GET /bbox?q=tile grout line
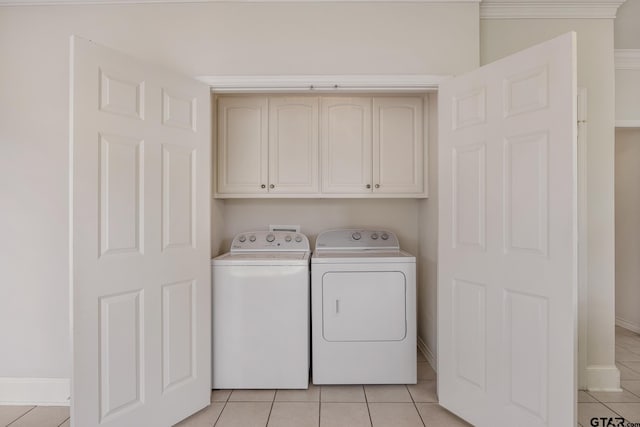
[616,343,640,356]
[6,406,37,427]
[211,389,235,427]
[584,331,640,426]
[585,387,634,424]
[616,342,640,358]
[408,384,428,427]
[318,385,321,427]
[622,386,640,399]
[211,396,228,427]
[598,401,632,424]
[263,391,276,427]
[57,416,70,427]
[363,385,374,427]
[610,376,640,400]
[619,361,640,376]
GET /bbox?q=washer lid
[312,249,415,264]
[211,251,310,266]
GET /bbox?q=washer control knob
[371,233,378,240]
[238,235,246,243]
[249,235,256,242]
[381,233,389,240]
[352,232,362,241]
[285,235,292,242]
[295,235,302,243]
[266,233,275,243]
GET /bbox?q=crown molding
[0,0,480,5]
[480,0,626,19]
[198,74,450,92]
[615,49,640,71]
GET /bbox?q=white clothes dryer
[211,230,310,389]
[311,229,416,385]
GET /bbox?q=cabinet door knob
[366,184,371,189]
[375,184,380,189]
[270,184,275,189]
[261,184,266,189]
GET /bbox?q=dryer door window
[322,271,406,342]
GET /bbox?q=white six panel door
[438,33,577,427]
[71,36,211,427]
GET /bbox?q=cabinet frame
[214,94,429,199]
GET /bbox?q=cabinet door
[373,97,424,194]
[217,97,268,194]
[320,97,372,194]
[268,97,319,194]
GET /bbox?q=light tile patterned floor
[4,327,640,426]
[177,363,466,427]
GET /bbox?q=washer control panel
[315,229,399,251]
[231,231,309,252]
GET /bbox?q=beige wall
[615,0,640,48]
[481,19,617,390]
[615,130,640,331]
[614,0,640,123]
[616,69,640,122]
[614,1,640,334]
[0,3,478,385]
[219,199,420,255]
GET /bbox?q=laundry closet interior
[208,89,438,377]
[210,92,435,260]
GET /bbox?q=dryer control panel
[315,229,399,252]
[230,230,310,252]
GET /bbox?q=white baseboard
[417,336,436,373]
[586,366,622,392]
[0,378,70,406]
[616,317,640,334]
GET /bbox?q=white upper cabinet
[217,96,268,194]
[216,95,427,198]
[269,97,319,194]
[320,97,373,194]
[321,96,425,196]
[373,97,424,194]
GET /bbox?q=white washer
[311,229,416,384]
[211,230,310,389]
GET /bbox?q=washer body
[211,231,310,389]
[311,229,416,384]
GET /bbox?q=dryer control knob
[266,233,275,243]
[371,233,379,240]
[238,235,246,243]
[352,232,362,241]
[381,233,389,240]
[249,235,256,242]
[285,235,292,242]
[295,235,302,243]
